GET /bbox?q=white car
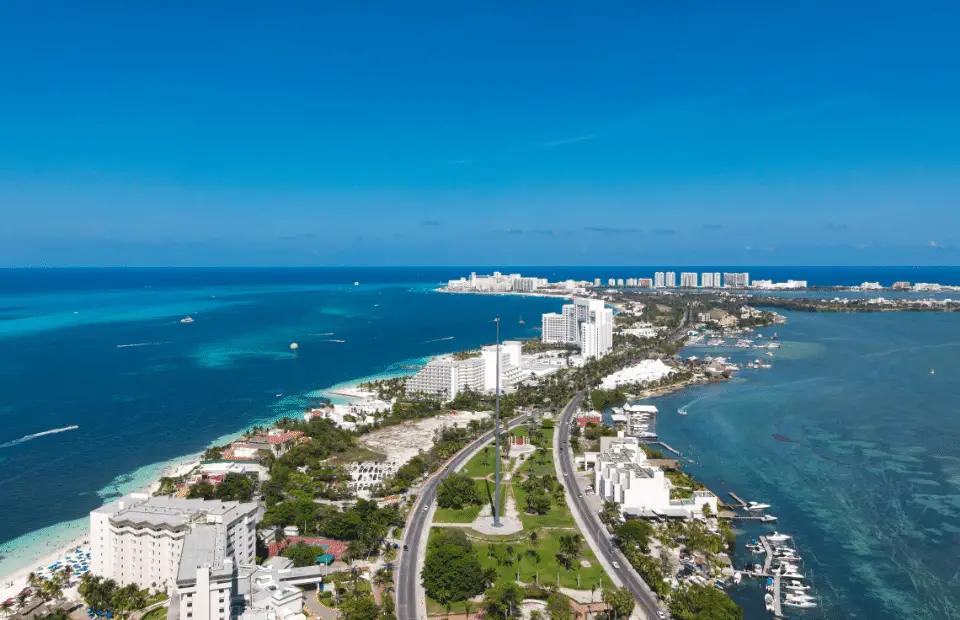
[612,561,621,570]
[657,612,666,619]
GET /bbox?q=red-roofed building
[248,429,304,455]
[575,412,602,428]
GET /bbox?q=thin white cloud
[536,133,599,149]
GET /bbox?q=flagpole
[493,315,502,528]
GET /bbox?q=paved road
[395,414,529,620]
[556,392,666,620]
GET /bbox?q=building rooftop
[177,524,233,583]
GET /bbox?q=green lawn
[475,529,606,591]
[516,452,557,478]
[141,607,167,620]
[460,447,500,479]
[511,484,575,529]
[434,479,506,523]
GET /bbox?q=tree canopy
[283,542,322,568]
[339,594,380,620]
[436,472,481,510]
[669,584,743,620]
[602,586,635,620]
[422,540,489,605]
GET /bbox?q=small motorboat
[180,316,194,323]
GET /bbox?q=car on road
[612,561,620,569]
[578,493,583,498]
[563,472,568,477]
[403,544,408,551]
[657,612,666,619]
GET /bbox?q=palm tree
[529,531,539,547]
[526,550,541,586]
[1,599,14,618]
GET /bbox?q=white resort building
[405,356,484,398]
[589,435,717,519]
[540,298,613,359]
[90,494,260,593]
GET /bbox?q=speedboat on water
[745,501,771,512]
[760,514,778,522]
[180,316,194,323]
[678,408,687,415]
[784,581,810,591]
[768,531,790,542]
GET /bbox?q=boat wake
[0,425,79,449]
[325,339,346,343]
[116,342,167,348]
[309,333,334,336]
[422,336,455,343]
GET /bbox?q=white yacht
[784,581,810,592]
[180,316,194,323]
[768,531,791,542]
[678,408,688,415]
[745,501,771,512]
[760,514,778,523]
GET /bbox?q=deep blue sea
[2,267,959,619]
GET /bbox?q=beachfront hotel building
[654,272,665,288]
[590,435,718,519]
[445,271,547,293]
[723,272,750,288]
[480,340,523,392]
[665,272,677,288]
[406,356,484,399]
[541,298,613,359]
[89,494,260,594]
[680,272,698,288]
[701,272,719,288]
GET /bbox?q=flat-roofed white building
[594,435,717,519]
[406,357,484,399]
[90,494,259,594]
[665,272,677,288]
[541,312,569,344]
[680,272,698,288]
[654,272,665,288]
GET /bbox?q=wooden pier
[728,492,747,508]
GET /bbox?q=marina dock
[772,573,782,617]
[728,491,747,508]
[760,536,774,575]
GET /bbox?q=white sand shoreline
[0,361,431,598]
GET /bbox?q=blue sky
[1,2,959,266]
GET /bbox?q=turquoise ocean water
[1,268,959,618]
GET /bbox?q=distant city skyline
[1,3,959,267]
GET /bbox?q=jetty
[653,441,682,456]
[760,536,774,575]
[772,572,783,617]
[728,491,747,508]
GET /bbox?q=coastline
[0,356,433,595]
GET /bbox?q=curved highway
[396,414,529,620]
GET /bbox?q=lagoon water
[653,311,960,619]
[2,268,959,618]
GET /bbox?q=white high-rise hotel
[541,298,613,359]
[680,272,698,288]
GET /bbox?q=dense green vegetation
[436,472,482,509]
[422,529,494,606]
[264,499,401,560]
[187,472,257,501]
[670,583,743,620]
[78,575,154,615]
[588,388,627,411]
[283,542,325,567]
